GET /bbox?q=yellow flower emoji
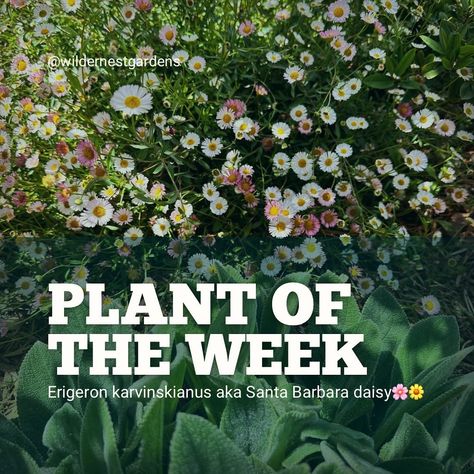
[409,384,424,400]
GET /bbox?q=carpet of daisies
[0,0,473,300]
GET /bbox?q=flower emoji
[409,384,424,400]
[392,384,408,400]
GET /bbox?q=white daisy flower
[202,183,219,202]
[269,216,293,238]
[80,198,114,227]
[412,108,435,129]
[291,152,313,175]
[320,106,337,125]
[421,295,440,315]
[434,119,456,137]
[393,174,410,190]
[210,197,228,215]
[201,137,223,157]
[284,66,305,84]
[124,227,143,247]
[188,253,210,275]
[181,132,201,149]
[272,122,291,140]
[188,56,206,73]
[335,143,353,157]
[110,85,153,116]
[290,105,307,122]
[61,0,81,12]
[152,218,170,237]
[405,150,428,171]
[318,151,340,172]
[260,256,282,276]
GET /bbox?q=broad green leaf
[395,316,459,383]
[169,413,254,474]
[362,287,408,351]
[337,442,389,473]
[137,385,166,474]
[0,438,41,474]
[396,49,416,76]
[436,386,474,466]
[220,396,279,459]
[262,410,317,469]
[282,443,320,467]
[17,342,65,450]
[0,414,42,464]
[80,399,123,474]
[379,457,444,474]
[55,455,81,474]
[420,36,444,54]
[375,347,473,447]
[321,320,380,425]
[379,413,438,461]
[364,74,394,89]
[313,461,353,474]
[43,403,82,465]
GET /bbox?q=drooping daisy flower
[463,102,474,119]
[110,85,153,115]
[80,198,113,227]
[159,24,178,45]
[369,48,386,60]
[188,56,206,73]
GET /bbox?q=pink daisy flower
[238,20,256,37]
[76,140,98,168]
[135,0,152,11]
[224,99,247,118]
[321,209,339,228]
[159,24,177,46]
[303,215,321,236]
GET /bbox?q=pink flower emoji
[392,384,408,400]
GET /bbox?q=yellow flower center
[124,96,141,109]
[333,6,344,17]
[93,205,106,218]
[165,30,174,40]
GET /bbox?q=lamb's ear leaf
[379,457,444,474]
[17,342,65,450]
[169,413,255,474]
[395,316,459,383]
[379,413,438,461]
[43,403,82,465]
[436,386,474,466]
[0,438,41,474]
[220,395,279,458]
[80,398,123,474]
[0,414,43,464]
[362,287,409,352]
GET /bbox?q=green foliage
[2,272,473,473]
